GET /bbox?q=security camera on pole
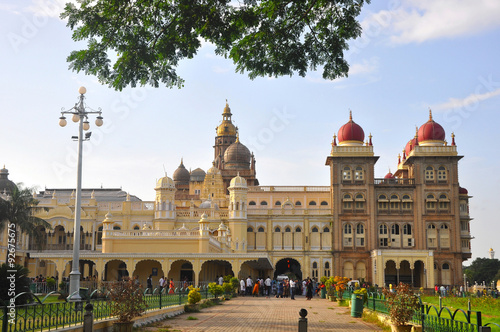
[58,86,103,301]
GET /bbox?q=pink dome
[418,111,445,143]
[338,111,364,144]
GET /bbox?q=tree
[0,185,51,262]
[61,0,369,91]
[463,258,500,285]
[0,263,31,305]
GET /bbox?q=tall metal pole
[59,87,103,301]
[68,94,84,301]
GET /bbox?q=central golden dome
[216,102,237,136]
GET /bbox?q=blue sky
[1,0,499,263]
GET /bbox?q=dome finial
[349,109,352,121]
[398,153,401,164]
[429,108,433,121]
[451,132,456,146]
[180,157,184,166]
[236,131,240,143]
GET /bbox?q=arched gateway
[274,258,302,280]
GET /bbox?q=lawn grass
[420,295,500,331]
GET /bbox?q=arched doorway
[384,260,397,287]
[399,260,412,284]
[168,260,194,284]
[413,260,425,288]
[274,258,302,280]
[104,260,128,281]
[199,260,233,283]
[133,260,164,288]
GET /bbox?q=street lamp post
[59,86,103,301]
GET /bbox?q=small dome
[207,163,221,175]
[384,172,395,179]
[0,166,17,195]
[218,221,227,231]
[156,175,175,189]
[459,187,468,195]
[190,168,206,182]
[199,198,219,209]
[405,137,418,156]
[229,173,248,188]
[417,110,445,145]
[223,137,251,169]
[173,159,190,185]
[217,102,237,136]
[337,111,365,145]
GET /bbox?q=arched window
[258,227,265,232]
[442,263,450,270]
[355,193,365,210]
[260,201,268,206]
[391,224,400,235]
[343,223,352,246]
[312,262,318,268]
[355,166,364,180]
[295,201,302,206]
[320,201,328,206]
[275,201,281,206]
[295,227,302,232]
[113,225,121,230]
[312,262,318,278]
[402,194,412,210]
[379,224,388,234]
[356,223,365,247]
[343,166,352,181]
[274,227,281,232]
[311,227,319,233]
[247,227,254,232]
[403,224,412,235]
[378,194,388,210]
[133,225,140,230]
[285,227,291,232]
[343,194,352,210]
[323,227,330,233]
[309,201,317,206]
[249,201,256,206]
[425,166,435,181]
[426,194,436,210]
[427,224,437,247]
[437,166,447,181]
[324,261,331,277]
[439,194,449,210]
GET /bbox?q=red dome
[338,112,364,144]
[459,187,468,195]
[405,137,417,156]
[384,172,394,179]
[418,111,445,143]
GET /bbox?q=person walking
[306,278,313,300]
[252,278,260,297]
[159,276,165,292]
[290,279,296,300]
[246,276,253,295]
[264,276,272,298]
[240,278,246,296]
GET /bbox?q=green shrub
[187,285,201,305]
[208,282,224,298]
[230,277,239,292]
[0,264,31,305]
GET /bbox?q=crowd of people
[239,276,319,300]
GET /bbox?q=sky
[1,0,499,263]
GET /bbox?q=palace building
[0,103,473,288]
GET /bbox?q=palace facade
[0,103,473,288]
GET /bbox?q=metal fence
[365,293,500,332]
[1,286,216,332]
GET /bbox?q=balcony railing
[374,178,415,186]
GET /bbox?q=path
[142,295,382,332]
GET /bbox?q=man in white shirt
[159,276,165,291]
[240,279,246,296]
[290,279,296,300]
[219,275,224,285]
[246,276,253,295]
[264,276,272,298]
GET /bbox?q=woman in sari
[168,279,175,294]
[252,278,260,297]
[306,279,313,300]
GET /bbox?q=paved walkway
[143,295,382,332]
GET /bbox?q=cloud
[26,0,68,19]
[361,0,500,44]
[433,87,500,110]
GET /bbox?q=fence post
[477,311,482,329]
[478,327,491,332]
[159,290,162,309]
[298,308,308,332]
[83,302,94,332]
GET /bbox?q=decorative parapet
[248,186,329,192]
[330,145,374,156]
